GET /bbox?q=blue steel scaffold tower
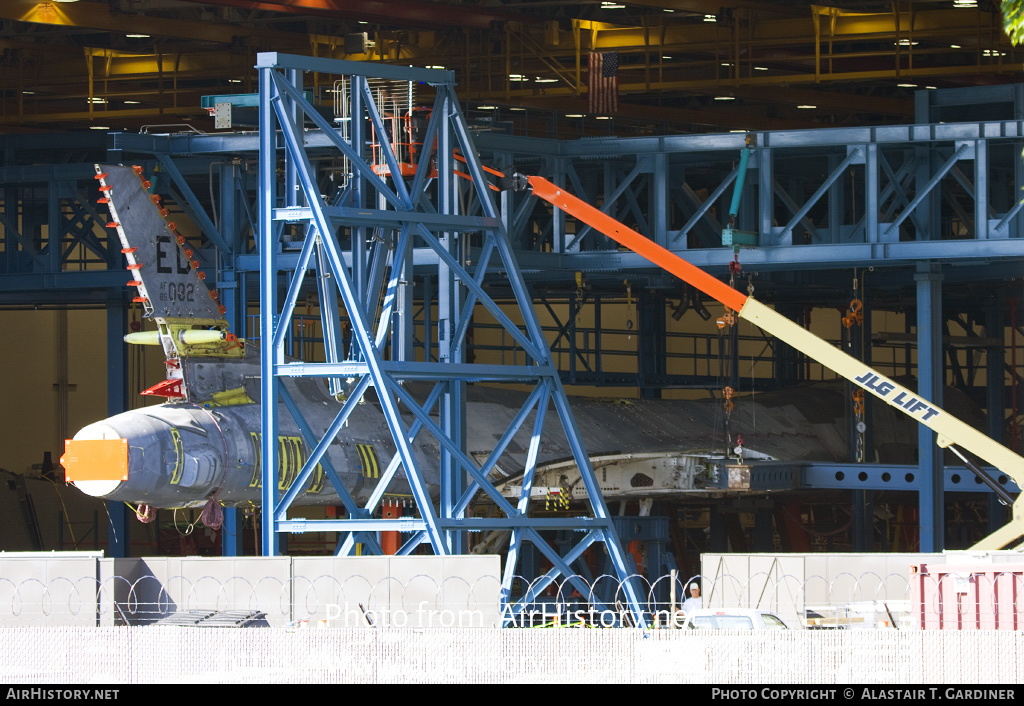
[256,53,646,624]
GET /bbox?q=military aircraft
[61,164,920,531]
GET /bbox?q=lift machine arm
[516,173,1024,551]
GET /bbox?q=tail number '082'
[166,282,195,302]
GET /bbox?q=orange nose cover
[61,438,129,482]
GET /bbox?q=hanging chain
[853,388,866,463]
[624,279,634,337]
[718,252,744,330]
[842,272,863,330]
[841,270,867,462]
[722,385,735,447]
[575,271,585,325]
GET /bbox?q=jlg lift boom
[509,173,1024,551]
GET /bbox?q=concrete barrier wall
[0,553,501,628]
[700,550,1024,629]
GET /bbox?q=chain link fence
[1,625,1021,683]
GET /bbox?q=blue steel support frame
[256,53,646,625]
[105,294,130,557]
[259,65,280,557]
[985,305,1010,537]
[219,162,244,557]
[476,122,1024,274]
[916,263,945,552]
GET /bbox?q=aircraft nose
[62,423,128,498]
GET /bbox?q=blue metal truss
[255,53,646,624]
[474,121,1024,272]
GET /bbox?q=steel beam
[916,264,945,552]
[105,295,130,558]
[799,462,1021,495]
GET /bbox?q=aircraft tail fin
[96,164,242,399]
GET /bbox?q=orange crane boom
[517,173,1024,551]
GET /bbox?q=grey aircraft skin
[69,342,931,512]
[70,348,426,509]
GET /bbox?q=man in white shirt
[681,582,702,615]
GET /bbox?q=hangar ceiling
[0,0,1018,135]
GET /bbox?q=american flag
[588,51,618,114]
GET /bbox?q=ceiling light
[535,78,558,83]
[476,105,497,110]
[426,65,445,70]
[22,91,34,95]
[953,0,977,7]
[228,79,241,83]
[895,40,918,46]
[510,107,526,111]
[596,116,612,120]
[89,126,110,130]
[950,44,961,49]
[754,66,768,71]
[714,95,735,101]
[897,83,917,88]
[124,100,140,104]
[565,114,583,118]
[797,105,816,109]
[126,34,149,39]
[601,2,626,8]
[704,14,716,22]
[662,56,672,60]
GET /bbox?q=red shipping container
[911,562,1024,630]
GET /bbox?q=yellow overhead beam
[462,61,1021,102]
[5,0,305,45]
[0,105,201,126]
[81,49,253,78]
[578,9,1003,50]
